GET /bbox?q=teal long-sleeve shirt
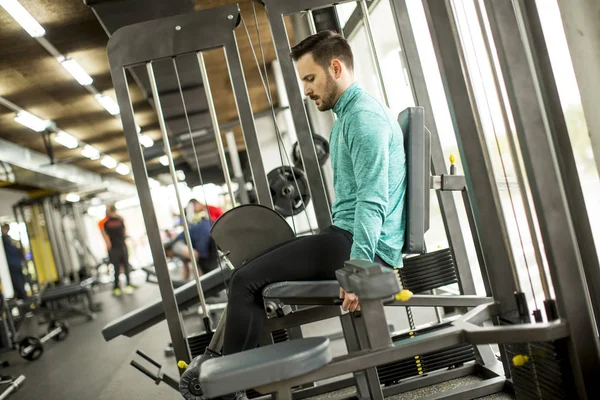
[330,83,407,267]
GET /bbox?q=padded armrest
[102,268,232,341]
[263,281,339,305]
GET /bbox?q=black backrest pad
[398,107,431,254]
[210,204,295,268]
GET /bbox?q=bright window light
[54,130,79,149]
[58,57,93,86]
[139,134,154,148]
[148,178,160,188]
[116,163,130,176]
[136,125,142,134]
[0,0,45,38]
[95,94,120,115]
[177,170,185,181]
[14,110,51,132]
[65,193,80,203]
[159,155,169,166]
[101,155,118,169]
[81,145,100,160]
[115,197,139,210]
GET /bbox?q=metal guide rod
[359,0,390,108]
[306,9,317,34]
[197,52,237,207]
[472,0,550,300]
[146,61,209,318]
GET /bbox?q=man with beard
[211,31,407,400]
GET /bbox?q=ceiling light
[65,193,80,203]
[177,170,185,181]
[54,130,79,149]
[95,94,120,115]
[101,155,117,169]
[58,57,93,86]
[159,155,169,166]
[14,110,51,132]
[139,134,154,148]
[116,163,130,176]
[0,0,45,38]
[81,145,100,160]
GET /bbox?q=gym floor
[2,277,514,400]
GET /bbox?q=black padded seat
[41,283,90,302]
[200,337,332,398]
[263,281,339,305]
[102,268,232,341]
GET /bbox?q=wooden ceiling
[0,0,294,186]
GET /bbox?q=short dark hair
[1,223,9,231]
[106,205,117,213]
[290,30,354,71]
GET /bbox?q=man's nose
[304,85,312,97]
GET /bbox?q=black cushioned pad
[200,337,332,398]
[263,281,339,305]
[102,268,232,341]
[41,284,90,302]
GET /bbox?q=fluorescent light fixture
[116,163,130,176]
[14,110,50,132]
[95,94,120,115]
[136,125,141,134]
[58,57,93,86]
[138,134,154,148]
[159,155,169,166]
[81,145,100,160]
[177,170,185,181]
[54,130,78,149]
[0,0,45,38]
[101,155,117,169]
[65,193,80,203]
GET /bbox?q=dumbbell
[19,320,69,361]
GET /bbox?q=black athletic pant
[109,244,131,289]
[222,225,388,356]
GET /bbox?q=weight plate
[267,166,311,217]
[292,134,330,168]
[19,336,43,361]
[49,320,69,342]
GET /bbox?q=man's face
[1,226,8,235]
[297,53,339,111]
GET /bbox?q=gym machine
[96,0,600,399]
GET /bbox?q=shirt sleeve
[345,110,391,261]
[191,221,212,259]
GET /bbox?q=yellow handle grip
[178,361,189,369]
[395,289,413,302]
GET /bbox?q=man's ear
[331,59,343,79]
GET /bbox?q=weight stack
[186,332,214,359]
[506,340,576,400]
[377,323,476,386]
[401,248,457,293]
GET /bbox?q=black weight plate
[403,248,453,266]
[292,134,330,168]
[402,255,455,271]
[267,166,311,217]
[49,320,69,341]
[19,336,43,361]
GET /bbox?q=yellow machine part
[25,204,58,284]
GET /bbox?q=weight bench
[40,282,101,321]
[102,267,232,341]
[142,266,187,289]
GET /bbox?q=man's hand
[339,287,360,312]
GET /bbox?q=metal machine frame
[104,0,600,398]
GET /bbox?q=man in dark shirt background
[164,219,216,280]
[103,206,135,296]
[1,223,27,300]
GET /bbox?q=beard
[313,73,339,111]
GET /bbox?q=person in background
[1,224,28,300]
[103,206,136,295]
[164,219,215,280]
[188,199,224,223]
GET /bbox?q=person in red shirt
[188,199,224,223]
